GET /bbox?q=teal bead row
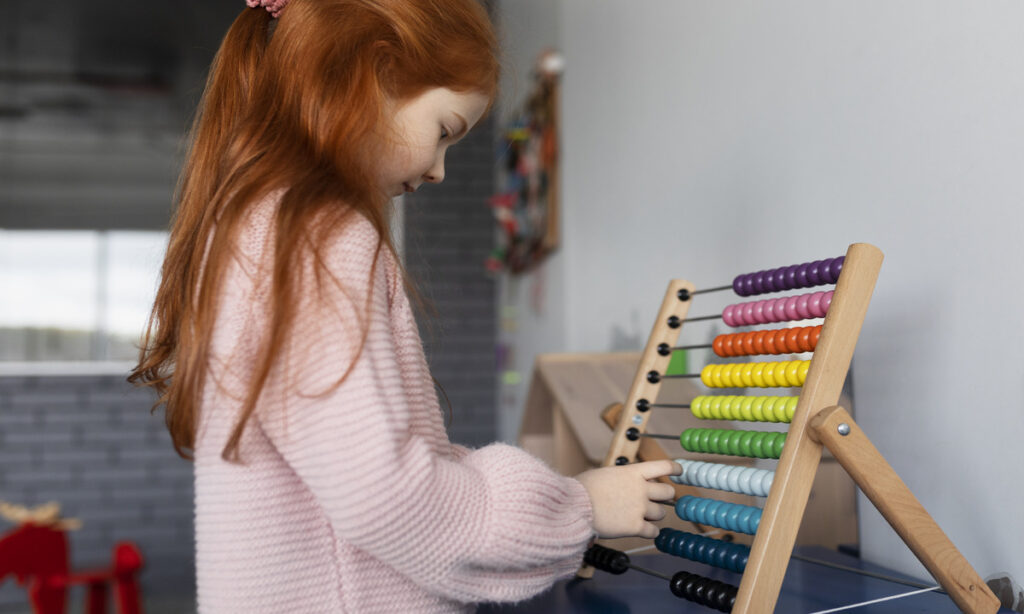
[655,527,751,573]
[679,428,786,459]
[674,495,762,535]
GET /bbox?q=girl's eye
[440,127,450,141]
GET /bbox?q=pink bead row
[722,291,833,327]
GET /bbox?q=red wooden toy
[0,502,144,614]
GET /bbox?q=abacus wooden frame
[591,243,999,614]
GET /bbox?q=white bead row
[671,459,775,497]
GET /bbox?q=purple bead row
[722,291,833,327]
[732,256,844,297]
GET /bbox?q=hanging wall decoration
[487,50,564,275]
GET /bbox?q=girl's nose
[424,153,446,184]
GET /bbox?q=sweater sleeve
[250,215,594,604]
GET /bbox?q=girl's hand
[575,460,682,539]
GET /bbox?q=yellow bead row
[690,395,799,423]
[699,360,810,388]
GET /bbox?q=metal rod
[691,284,734,296]
[660,373,702,379]
[639,433,680,441]
[627,561,673,582]
[806,587,941,614]
[682,314,722,323]
[672,343,713,351]
[651,403,691,409]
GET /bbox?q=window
[0,230,167,362]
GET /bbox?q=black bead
[667,315,681,329]
[670,571,738,613]
[647,370,661,384]
[583,544,630,575]
[669,572,688,599]
[691,579,707,604]
[625,427,639,441]
[717,586,735,611]
[677,288,691,301]
[684,576,701,600]
[709,581,739,612]
[615,456,629,466]
[657,342,671,356]
[636,398,650,412]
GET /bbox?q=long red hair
[129,0,499,462]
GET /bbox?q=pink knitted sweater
[194,195,594,613]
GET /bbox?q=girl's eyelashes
[440,126,450,141]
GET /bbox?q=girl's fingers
[639,521,660,539]
[637,460,682,480]
[647,482,676,502]
[644,501,666,522]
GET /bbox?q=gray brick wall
[403,111,499,448]
[0,373,194,611]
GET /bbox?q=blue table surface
[478,546,1012,613]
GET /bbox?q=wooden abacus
[581,243,1000,614]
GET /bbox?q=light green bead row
[690,395,798,423]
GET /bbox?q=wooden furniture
[582,244,999,614]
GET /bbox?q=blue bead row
[656,527,751,573]
[674,495,762,535]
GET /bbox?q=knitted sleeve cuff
[466,443,595,570]
[432,443,595,603]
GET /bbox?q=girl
[130,0,680,612]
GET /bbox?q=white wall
[501,0,1024,585]
[494,0,568,442]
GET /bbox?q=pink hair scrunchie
[246,0,289,18]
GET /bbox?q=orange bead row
[712,325,822,358]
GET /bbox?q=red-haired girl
[130,1,679,611]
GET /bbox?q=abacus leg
[809,405,1000,614]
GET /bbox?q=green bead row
[690,395,799,423]
[679,428,786,459]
